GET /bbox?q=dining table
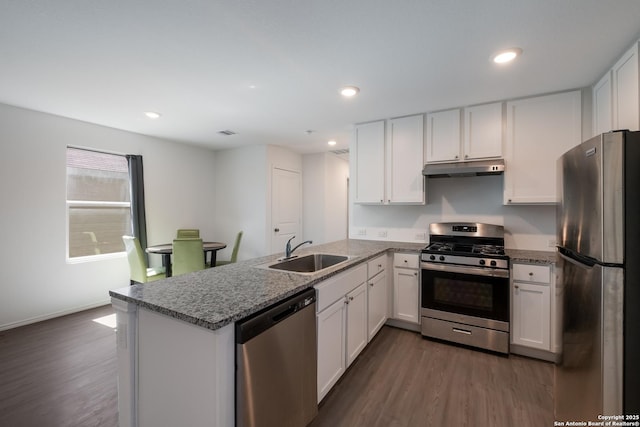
[146,241,227,277]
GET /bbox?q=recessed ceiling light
[493,48,522,64]
[328,140,337,146]
[340,86,360,97]
[144,111,161,119]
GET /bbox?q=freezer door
[555,251,623,420]
[557,132,624,264]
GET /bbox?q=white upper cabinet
[426,103,503,164]
[353,120,385,204]
[463,102,503,160]
[387,114,425,204]
[593,71,613,136]
[504,90,582,205]
[426,109,461,163]
[593,41,639,136]
[352,116,425,205]
[612,41,639,132]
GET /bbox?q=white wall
[349,175,556,250]
[214,145,268,260]
[213,144,303,259]
[0,103,217,330]
[303,153,349,245]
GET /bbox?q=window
[66,147,132,258]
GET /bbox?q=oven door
[421,262,509,331]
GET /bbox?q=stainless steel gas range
[420,222,510,354]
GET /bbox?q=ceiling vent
[330,149,349,155]
[217,130,236,136]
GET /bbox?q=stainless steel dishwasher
[236,288,318,427]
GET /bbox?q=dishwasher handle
[236,288,316,344]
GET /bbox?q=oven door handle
[420,262,510,278]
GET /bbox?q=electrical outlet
[548,239,556,248]
[415,232,426,240]
[378,230,388,238]
[357,229,367,236]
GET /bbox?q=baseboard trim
[0,299,112,331]
[385,318,421,332]
[510,343,560,363]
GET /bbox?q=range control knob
[479,259,486,266]
[429,255,436,261]
[439,255,445,261]
[490,260,497,267]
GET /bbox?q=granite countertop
[109,239,424,332]
[506,249,556,264]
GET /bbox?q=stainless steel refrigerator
[555,130,640,420]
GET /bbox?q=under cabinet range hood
[422,159,505,178]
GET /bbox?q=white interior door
[271,167,302,255]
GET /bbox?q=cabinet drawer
[315,263,367,312]
[394,253,419,269]
[367,254,386,278]
[512,263,551,284]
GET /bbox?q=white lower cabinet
[315,263,367,402]
[367,254,388,341]
[346,283,368,366]
[367,271,387,340]
[392,253,420,324]
[317,297,346,401]
[511,263,557,355]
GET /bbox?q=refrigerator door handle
[558,246,597,268]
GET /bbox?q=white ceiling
[1,1,640,154]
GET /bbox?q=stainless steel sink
[267,253,350,273]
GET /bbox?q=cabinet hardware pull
[414,272,418,276]
[515,285,519,289]
[378,264,382,268]
[452,328,472,335]
[274,228,280,232]
[369,283,374,287]
[349,296,354,301]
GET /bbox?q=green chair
[122,236,166,285]
[173,238,205,276]
[216,231,243,266]
[176,229,200,238]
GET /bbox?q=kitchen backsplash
[349,175,556,251]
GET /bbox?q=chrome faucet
[285,236,313,259]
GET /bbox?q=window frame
[65,146,132,263]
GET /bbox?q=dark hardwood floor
[310,326,554,427]
[0,306,554,427]
[0,305,118,427]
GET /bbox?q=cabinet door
[504,90,582,204]
[426,109,461,163]
[346,283,368,367]
[353,121,385,204]
[388,115,425,204]
[612,41,639,132]
[393,268,420,324]
[367,271,387,341]
[593,71,613,136]
[463,102,503,160]
[317,298,346,402]
[511,281,551,351]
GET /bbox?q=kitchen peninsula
[109,239,424,427]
